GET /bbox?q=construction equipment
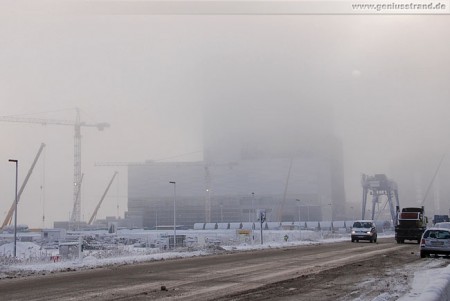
[276,157,294,222]
[1,143,46,229]
[420,153,445,206]
[361,174,399,225]
[395,206,428,244]
[71,173,84,228]
[0,109,109,224]
[88,171,118,225]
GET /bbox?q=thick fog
[0,3,449,228]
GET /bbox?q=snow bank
[398,262,450,301]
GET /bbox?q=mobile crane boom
[1,143,46,229]
[88,171,118,225]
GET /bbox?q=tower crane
[0,108,109,225]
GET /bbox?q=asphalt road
[0,238,423,300]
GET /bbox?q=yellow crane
[0,109,109,225]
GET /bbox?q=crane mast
[71,110,82,224]
[0,109,109,225]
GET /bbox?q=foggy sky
[1,3,449,228]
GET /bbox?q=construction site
[0,98,348,233]
[1,101,450,234]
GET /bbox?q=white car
[351,220,377,243]
[420,227,450,258]
[434,222,450,229]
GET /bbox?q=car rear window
[424,230,450,239]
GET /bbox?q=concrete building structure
[125,99,346,229]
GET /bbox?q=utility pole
[169,181,176,249]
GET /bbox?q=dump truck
[395,206,428,244]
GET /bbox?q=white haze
[0,3,449,228]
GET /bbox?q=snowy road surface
[0,237,443,300]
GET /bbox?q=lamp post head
[8,159,18,163]
[169,181,176,184]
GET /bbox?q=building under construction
[124,99,346,229]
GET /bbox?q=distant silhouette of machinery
[1,143,45,229]
[361,174,399,224]
[0,108,109,225]
[88,171,118,225]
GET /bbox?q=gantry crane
[361,174,400,225]
[0,108,109,224]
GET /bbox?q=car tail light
[420,239,425,245]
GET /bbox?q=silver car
[420,228,450,258]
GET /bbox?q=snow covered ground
[0,228,333,274]
[1,229,449,301]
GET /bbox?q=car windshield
[353,222,372,228]
[425,230,450,239]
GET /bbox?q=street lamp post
[251,192,255,222]
[296,199,301,223]
[9,159,18,258]
[169,181,176,249]
[328,202,333,232]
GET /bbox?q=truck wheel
[351,238,354,242]
[420,251,427,258]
